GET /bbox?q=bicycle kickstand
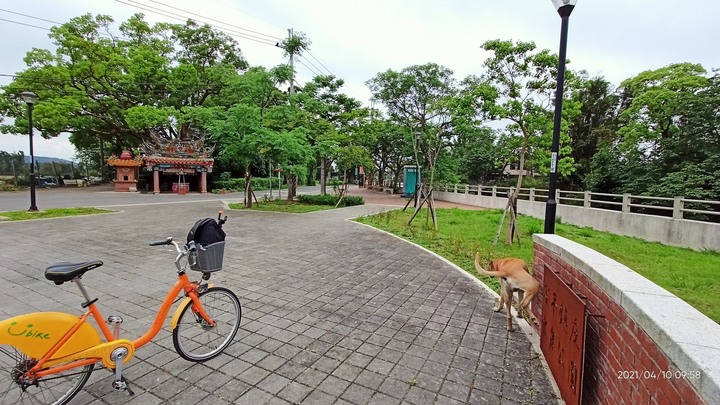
[110,347,135,395]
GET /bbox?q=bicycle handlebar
[147,215,229,271]
[149,237,173,246]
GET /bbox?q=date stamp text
[617,370,701,380]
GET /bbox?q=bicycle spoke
[0,344,93,405]
[173,287,241,362]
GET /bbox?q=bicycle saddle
[45,260,104,284]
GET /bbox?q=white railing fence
[433,184,720,250]
[435,184,720,222]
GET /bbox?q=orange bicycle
[0,213,241,404]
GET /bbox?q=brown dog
[474,252,539,332]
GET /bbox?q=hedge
[297,194,364,207]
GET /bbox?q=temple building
[108,133,215,194]
[107,150,143,192]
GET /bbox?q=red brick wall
[532,244,706,405]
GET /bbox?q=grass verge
[355,208,720,323]
[0,207,114,221]
[228,200,337,214]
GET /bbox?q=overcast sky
[2,0,720,161]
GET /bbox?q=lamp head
[19,91,39,105]
[551,0,577,9]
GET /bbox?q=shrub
[213,177,245,192]
[297,194,364,207]
[252,177,283,190]
[298,194,337,206]
[342,196,364,206]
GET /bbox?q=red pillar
[201,172,208,194]
[153,170,160,194]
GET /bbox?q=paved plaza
[0,187,560,404]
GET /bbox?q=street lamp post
[544,0,577,234]
[20,91,40,212]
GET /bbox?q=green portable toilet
[402,165,420,197]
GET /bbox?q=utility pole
[288,28,294,95]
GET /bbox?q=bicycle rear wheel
[172,286,241,362]
[0,344,93,405]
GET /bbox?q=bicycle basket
[187,218,226,273]
[189,241,225,273]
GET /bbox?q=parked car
[36,177,57,188]
[85,176,103,185]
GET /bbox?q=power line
[295,58,322,78]
[115,0,277,47]
[297,55,324,77]
[0,17,51,32]
[2,5,364,104]
[122,1,362,101]
[145,0,281,41]
[0,11,127,40]
[306,51,336,77]
[0,8,63,26]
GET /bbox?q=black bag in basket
[187,218,226,273]
[187,218,225,246]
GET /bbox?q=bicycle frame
[2,263,214,380]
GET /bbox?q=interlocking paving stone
[0,190,560,404]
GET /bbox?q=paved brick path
[0,189,560,404]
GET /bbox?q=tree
[367,63,459,192]
[354,115,412,191]
[333,145,373,196]
[451,126,501,183]
[0,14,247,178]
[565,73,620,189]
[479,39,577,243]
[295,75,361,195]
[618,63,708,151]
[634,69,718,200]
[585,65,720,202]
[201,66,312,206]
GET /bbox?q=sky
[2,0,720,161]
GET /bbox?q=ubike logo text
[6,322,51,340]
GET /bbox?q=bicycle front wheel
[0,344,93,405]
[172,287,241,362]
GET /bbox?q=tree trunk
[505,144,527,245]
[286,174,297,200]
[244,164,252,208]
[377,164,385,189]
[99,139,106,181]
[320,156,327,195]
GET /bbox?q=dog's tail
[474,252,499,277]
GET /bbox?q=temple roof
[107,156,143,167]
[143,156,214,166]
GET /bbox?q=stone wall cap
[534,233,720,403]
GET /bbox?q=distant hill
[23,156,75,164]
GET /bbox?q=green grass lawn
[355,208,720,323]
[228,200,337,213]
[0,207,114,221]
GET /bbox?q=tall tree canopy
[367,63,462,187]
[0,13,247,155]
